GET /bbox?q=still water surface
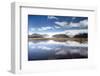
[28,40,88,61]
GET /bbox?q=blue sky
[28,15,88,36]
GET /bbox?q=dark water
[28,40,88,61]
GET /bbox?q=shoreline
[28,38,87,42]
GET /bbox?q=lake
[28,40,88,61]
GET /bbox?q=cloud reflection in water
[28,40,88,61]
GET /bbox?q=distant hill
[74,33,88,38]
[28,33,46,38]
[28,33,88,38]
[53,34,69,38]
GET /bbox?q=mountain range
[28,33,88,38]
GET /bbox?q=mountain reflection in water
[28,40,88,61]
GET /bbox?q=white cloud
[29,28,36,35]
[48,16,58,20]
[64,29,88,37]
[80,19,88,27]
[54,26,61,28]
[30,28,35,31]
[70,22,80,27]
[55,21,68,27]
[38,26,53,31]
[28,31,33,35]
[70,19,88,27]
[55,21,80,27]
[54,19,88,28]
[29,26,54,33]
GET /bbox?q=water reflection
[28,40,88,61]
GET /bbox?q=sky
[28,15,88,36]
